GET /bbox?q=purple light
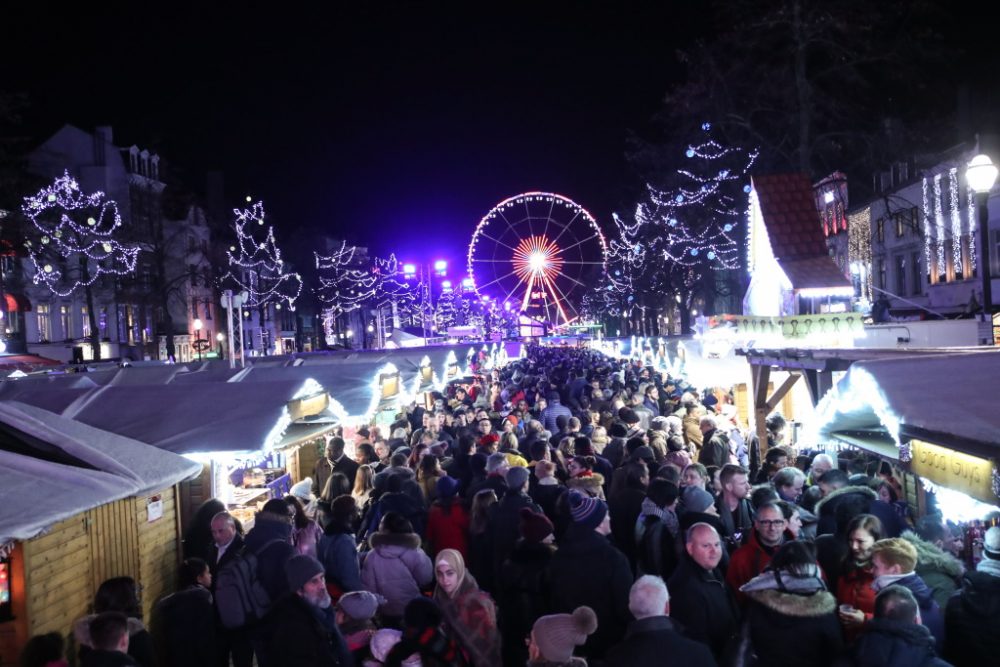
[481,295,490,302]
[504,301,511,311]
[402,263,416,276]
[434,259,448,272]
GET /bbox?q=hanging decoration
[967,183,977,273]
[315,241,379,343]
[21,172,140,297]
[933,173,945,276]
[922,176,933,277]
[221,199,302,312]
[949,168,963,273]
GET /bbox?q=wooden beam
[766,373,800,413]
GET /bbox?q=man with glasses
[726,502,787,604]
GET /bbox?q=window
[877,258,887,291]
[189,264,198,287]
[895,214,904,237]
[60,305,71,340]
[910,253,922,296]
[192,297,199,320]
[894,256,907,296]
[36,304,51,342]
[877,218,885,243]
[204,299,212,320]
[82,306,91,338]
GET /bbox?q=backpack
[214,538,284,629]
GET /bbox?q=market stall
[812,350,1000,564]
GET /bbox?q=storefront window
[36,304,51,342]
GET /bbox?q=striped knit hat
[568,490,607,531]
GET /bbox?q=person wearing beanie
[605,576,716,667]
[335,590,386,662]
[945,525,1000,666]
[425,475,471,561]
[871,537,945,651]
[528,606,598,666]
[268,555,353,667]
[547,492,631,660]
[432,549,502,667]
[498,508,557,665]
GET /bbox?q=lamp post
[216,332,225,359]
[967,154,998,329]
[193,318,204,362]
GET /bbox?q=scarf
[977,556,1000,578]
[740,563,827,595]
[640,497,680,539]
[872,572,912,592]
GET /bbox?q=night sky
[4,3,702,268]
[3,3,995,271]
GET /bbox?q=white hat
[290,478,314,502]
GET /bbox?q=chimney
[93,126,113,166]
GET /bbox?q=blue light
[669,218,678,227]
[707,251,716,260]
[724,223,733,232]
[690,249,699,256]
[743,185,752,193]
[686,149,695,158]
[675,195,684,203]
[701,122,711,131]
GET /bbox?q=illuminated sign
[910,439,996,504]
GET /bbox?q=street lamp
[967,154,998,320]
[193,318,204,362]
[216,332,225,358]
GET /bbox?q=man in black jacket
[269,555,352,667]
[605,575,717,667]
[668,523,739,661]
[852,585,950,667]
[312,436,360,496]
[945,526,1000,667]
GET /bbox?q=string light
[847,208,873,303]
[921,176,933,278]
[933,174,945,274]
[315,241,378,344]
[221,200,302,312]
[21,172,141,297]
[968,183,977,273]
[949,168,963,273]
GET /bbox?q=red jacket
[836,562,876,643]
[426,501,470,561]
[726,531,778,604]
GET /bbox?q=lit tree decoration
[22,172,140,297]
[315,241,378,343]
[434,288,461,330]
[221,199,302,311]
[21,172,140,360]
[372,254,420,324]
[608,123,757,333]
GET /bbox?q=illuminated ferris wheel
[467,192,608,326]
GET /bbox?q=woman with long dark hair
[836,513,884,641]
[75,577,154,667]
[285,494,323,558]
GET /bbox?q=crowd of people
[20,344,1000,667]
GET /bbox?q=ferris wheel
[467,192,608,326]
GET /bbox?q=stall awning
[830,431,899,461]
[3,292,31,312]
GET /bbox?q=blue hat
[567,491,607,531]
[436,475,460,499]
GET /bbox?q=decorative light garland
[922,177,933,277]
[968,184,977,273]
[933,173,945,275]
[949,168,963,273]
[21,172,141,297]
[221,200,302,312]
[847,208,873,302]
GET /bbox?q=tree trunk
[81,259,101,361]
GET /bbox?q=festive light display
[933,173,945,274]
[222,200,302,311]
[21,172,140,297]
[949,168,963,272]
[467,192,608,326]
[968,184,977,273]
[847,208,873,303]
[921,176,933,276]
[315,241,378,343]
[372,254,420,322]
[608,124,757,323]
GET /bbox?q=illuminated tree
[221,200,302,312]
[21,172,140,359]
[315,241,377,344]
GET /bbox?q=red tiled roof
[751,173,830,260]
[752,173,850,290]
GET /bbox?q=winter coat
[815,485,903,538]
[488,491,541,581]
[682,412,704,451]
[243,513,297,601]
[314,454,361,496]
[541,401,573,434]
[744,587,844,667]
[498,540,555,666]
[901,530,964,609]
[433,573,502,667]
[944,564,1000,667]
[635,513,680,581]
[850,618,951,667]
[564,473,605,500]
[725,530,780,603]
[80,651,139,667]
[887,573,945,653]
[714,495,754,552]
[74,615,153,667]
[151,585,215,667]
[426,500,470,561]
[604,616,717,667]
[361,531,434,618]
[668,554,739,661]
[608,486,645,571]
[530,480,564,523]
[602,437,626,469]
[268,593,353,667]
[317,520,363,593]
[697,429,728,469]
[547,524,632,659]
[292,519,324,559]
[363,490,427,542]
[836,563,877,644]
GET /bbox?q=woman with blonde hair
[590,425,608,454]
[433,549,502,667]
[352,463,375,508]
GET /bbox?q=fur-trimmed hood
[901,530,964,578]
[73,614,146,648]
[814,484,875,515]
[565,473,604,495]
[745,588,837,617]
[370,531,421,551]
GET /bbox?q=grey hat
[285,554,324,592]
[682,486,716,514]
[486,452,508,473]
[338,590,386,620]
[505,465,530,491]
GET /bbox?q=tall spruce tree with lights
[609,123,757,334]
[372,255,420,330]
[315,241,377,345]
[221,199,302,353]
[434,288,460,332]
[22,172,140,360]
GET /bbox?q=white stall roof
[813,350,1000,447]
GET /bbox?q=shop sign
[146,495,163,523]
[910,440,995,503]
[287,392,330,421]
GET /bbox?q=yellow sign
[910,439,995,504]
[287,392,330,421]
